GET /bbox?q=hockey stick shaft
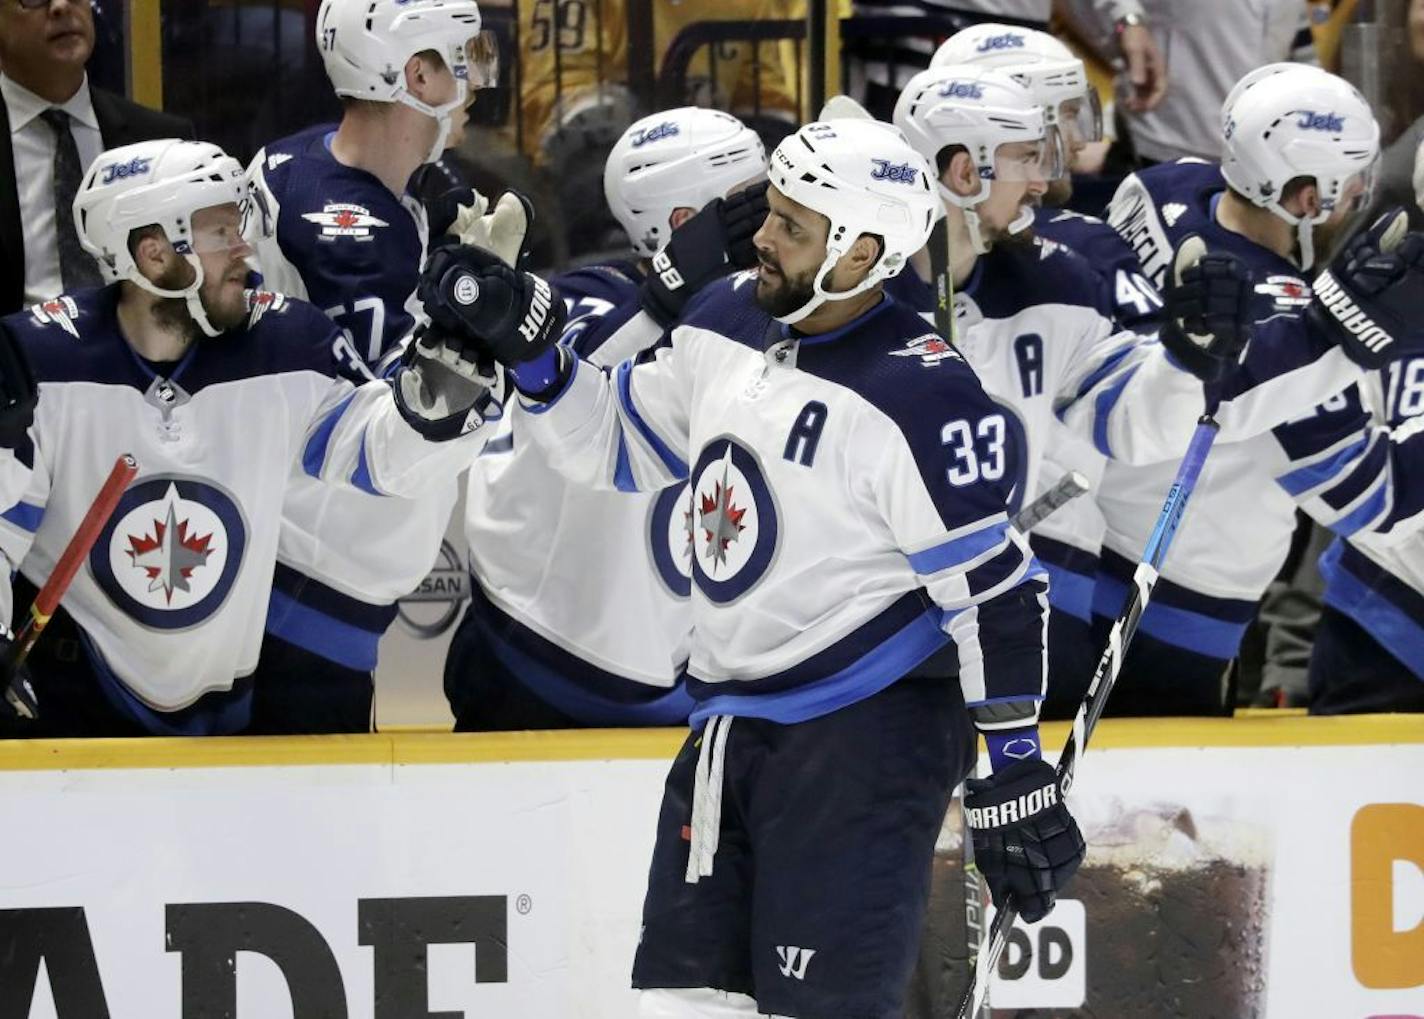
[6,453,137,675]
[1009,471,1090,534]
[954,415,1219,1019]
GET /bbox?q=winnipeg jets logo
[244,288,287,324]
[891,333,960,367]
[125,495,216,604]
[1254,275,1312,312]
[92,477,248,629]
[698,451,748,572]
[649,484,694,599]
[29,296,80,338]
[689,439,779,604]
[1162,202,1188,227]
[302,202,389,241]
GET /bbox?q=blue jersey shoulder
[554,260,642,307]
[1035,207,1140,278]
[970,238,1114,320]
[679,273,776,351]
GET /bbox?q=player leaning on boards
[243,0,502,732]
[1084,63,1424,716]
[450,107,768,730]
[0,138,508,737]
[925,24,1160,717]
[417,118,1085,1019]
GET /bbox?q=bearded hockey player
[422,118,1090,1019]
[0,138,510,736]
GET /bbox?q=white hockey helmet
[894,63,1063,253]
[604,107,768,258]
[766,119,938,325]
[932,23,1102,149]
[75,139,252,337]
[1220,63,1380,270]
[316,0,496,163]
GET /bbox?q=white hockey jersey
[462,260,696,723]
[0,287,491,733]
[514,272,1061,730]
[247,125,456,670]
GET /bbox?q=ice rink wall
[0,714,1420,1018]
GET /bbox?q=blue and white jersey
[1033,206,1164,330]
[0,288,490,732]
[247,124,455,672]
[461,259,695,724]
[515,272,1053,731]
[1092,159,1414,659]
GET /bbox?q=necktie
[38,107,103,292]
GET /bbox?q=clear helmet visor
[462,30,500,89]
[240,185,275,246]
[184,202,256,257]
[988,128,1066,183]
[1330,158,1379,217]
[1053,90,1104,151]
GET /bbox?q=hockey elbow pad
[1307,208,1424,369]
[640,181,770,328]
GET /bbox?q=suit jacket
[0,84,194,316]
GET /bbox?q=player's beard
[148,256,247,337]
[1043,177,1072,208]
[197,259,251,332]
[754,255,816,319]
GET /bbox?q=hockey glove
[392,325,505,442]
[1308,208,1424,369]
[964,758,1085,924]
[1158,235,1252,383]
[0,629,37,723]
[0,323,37,449]
[430,187,534,269]
[640,181,770,327]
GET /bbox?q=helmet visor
[186,202,255,256]
[463,30,500,89]
[1332,157,1379,216]
[240,184,275,245]
[990,129,1066,183]
[1054,89,1104,148]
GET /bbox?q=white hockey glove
[433,188,534,268]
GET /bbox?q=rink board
[0,716,1420,1018]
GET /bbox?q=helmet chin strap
[1268,200,1319,272]
[130,255,224,338]
[939,182,993,256]
[400,81,468,165]
[774,245,887,327]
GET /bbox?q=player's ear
[128,227,171,281]
[668,207,696,232]
[941,150,978,199]
[1282,177,1321,219]
[404,52,432,100]
[844,232,882,281]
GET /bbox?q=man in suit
[0,0,193,315]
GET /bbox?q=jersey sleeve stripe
[1092,365,1141,458]
[349,429,383,496]
[0,500,44,533]
[1329,481,1390,537]
[1317,437,1388,512]
[613,432,638,493]
[301,390,359,479]
[906,520,1011,576]
[616,359,688,478]
[1070,342,1135,403]
[1277,433,1371,496]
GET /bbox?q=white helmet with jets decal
[316,0,496,163]
[1220,63,1380,270]
[766,119,938,325]
[604,106,767,258]
[932,23,1102,149]
[894,63,1064,254]
[75,138,251,338]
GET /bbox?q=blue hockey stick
[953,413,1221,1019]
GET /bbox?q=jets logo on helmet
[975,33,1025,52]
[100,157,152,185]
[938,81,984,100]
[870,159,920,185]
[632,121,680,147]
[1297,111,1346,132]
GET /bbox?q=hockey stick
[2,453,138,719]
[1010,471,1089,533]
[953,414,1219,1018]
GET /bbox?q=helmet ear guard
[765,120,939,325]
[75,139,249,337]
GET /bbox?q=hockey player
[449,107,767,729]
[244,0,501,731]
[1088,63,1423,714]
[421,120,1086,1018]
[0,138,514,737]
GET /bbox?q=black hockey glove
[1158,236,1253,383]
[417,244,566,368]
[640,181,770,328]
[0,323,37,449]
[964,758,1085,924]
[0,630,37,724]
[1308,208,1424,369]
